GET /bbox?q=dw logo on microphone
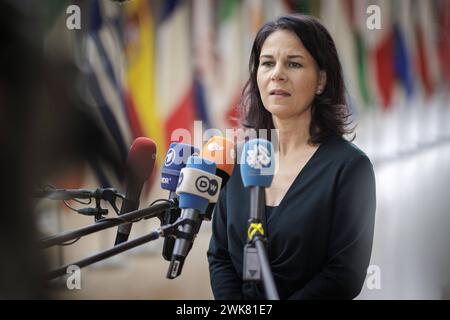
[195,176,219,196]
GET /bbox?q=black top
[207,136,376,300]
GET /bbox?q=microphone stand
[40,201,175,248]
[34,187,124,222]
[244,187,279,300]
[48,217,191,279]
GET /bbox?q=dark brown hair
[239,14,354,144]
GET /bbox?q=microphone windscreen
[126,137,157,185]
[200,136,235,180]
[177,156,216,212]
[161,143,200,191]
[240,139,275,188]
[114,137,157,245]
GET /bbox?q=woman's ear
[316,71,327,95]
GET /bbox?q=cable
[62,199,80,213]
[144,199,175,221]
[71,198,92,205]
[149,199,173,207]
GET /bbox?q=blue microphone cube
[161,143,199,191]
[178,156,216,212]
[240,139,275,188]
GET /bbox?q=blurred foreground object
[0,1,121,298]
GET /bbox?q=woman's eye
[288,62,302,68]
[261,61,274,67]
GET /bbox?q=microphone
[162,137,234,262]
[167,156,222,279]
[240,139,279,299]
[33,187,124,201]
[200,136,236,220]
[240,138,275,183]
[33,188,115,200]
[200,136,235,187]
[240,138,275,221]
[114,137,157,245]
[34,187,124,218]
[160,143,199,261]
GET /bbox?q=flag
[393,25,414,98]
[157,0,197,146]
[284,0,320,16]
[193,0,215,129]
[125,0,165,164]
[263,0,291,19]
[391,0,416,99]
[413,0,440,98]
[86,0,133,187]
[242,0,264,76]
[355,0,391,109]
[371,0,395,109]
[321,0,364,114]
[213,0,245,129]
[437,0,450,89]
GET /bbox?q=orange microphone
[201,136,235,184]
[200,136,236,220]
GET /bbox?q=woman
[207,14,376,300]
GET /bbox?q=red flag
[374,32,396,108]
[438,0,450,89]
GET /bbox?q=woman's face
[257,29,322,120]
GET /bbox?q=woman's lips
[269,89,291,97]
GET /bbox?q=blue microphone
[240,139,279,299]
[240,139,275,221]
[160,143,199,261]
[161,143,200,191]
[167,156,221,279]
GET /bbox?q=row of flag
[63,0,449,189]
[322,0,449,113]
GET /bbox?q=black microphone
[166,156,222,279]
[114,137,157,245]
[33,188,96,200]
[160,143,199,261]
[33,188,123,201]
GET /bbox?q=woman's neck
[272,113,312,157]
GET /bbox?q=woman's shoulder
[318,136,375,188]
[321,135,372,166]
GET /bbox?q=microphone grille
[240,139,275,187]
[127,137,157,183]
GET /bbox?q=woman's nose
[271,64,286,81]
